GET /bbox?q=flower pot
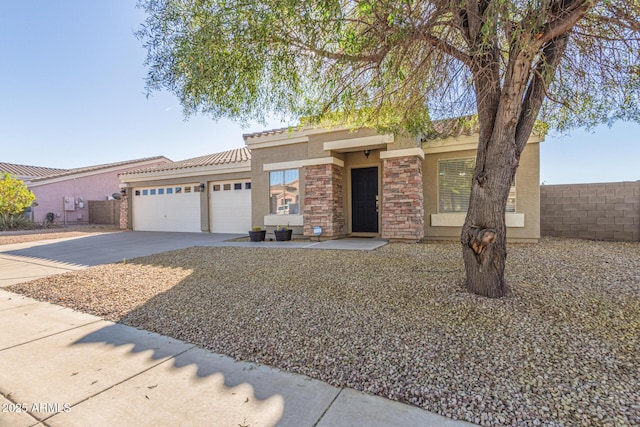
[274,229,292,241]
[248,230,266,242]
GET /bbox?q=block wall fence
[540,181,640,241]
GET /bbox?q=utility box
[64,197,75,211]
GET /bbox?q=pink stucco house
[23,157,170,224]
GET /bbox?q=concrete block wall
[540,181,640,241]
[88,200,121,225]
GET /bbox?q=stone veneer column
[119,192,129,230]
[303,163,345,238]
[381,155,424,241]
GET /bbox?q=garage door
[132,184,201,232]
[210,180,251,233]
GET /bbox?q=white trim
[263,157,344,171]
[121,163,251,183]
[263,160,304,172]
[28,159,171,187]
[245,135,309,149]
[380,148,425,160]
[264,214,304,226]
[303,157,344,167]
[423,135,542,155]
[323,134,394,152]
[430,213,525,228]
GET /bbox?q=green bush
[0,213,36,231]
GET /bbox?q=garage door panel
[132,185,201,232]
[210,181,251,233]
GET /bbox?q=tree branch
[515,33,570,154]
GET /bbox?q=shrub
[0,213,36,231]
[0,173,36,215]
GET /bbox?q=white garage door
[210,180,251,233]
[132,184,201,232]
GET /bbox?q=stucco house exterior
[118,123,542,242]
[25,157,170,224]
[244,123,542,242]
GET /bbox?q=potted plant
[248,226,266,242]
[274,225,292,241]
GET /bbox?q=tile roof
[243,127,293,140]
[121,147,251,176]
[0,163,68,179]
[242,117,482,141]
[29,156,171,182]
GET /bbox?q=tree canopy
[0,173,35,216]
[138,0,640,135]
[137,0,640,297]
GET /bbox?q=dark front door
[351,167,378,233]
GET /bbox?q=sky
[1,1,638,185]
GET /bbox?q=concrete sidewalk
[0,290,474,427]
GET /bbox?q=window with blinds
[438,158,516,213]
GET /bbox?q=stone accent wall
[88,200,120,225]
[381,156,424,240]
[540,181,640,241]
[303,164,345,238]
[119,193,129,230]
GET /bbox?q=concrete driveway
[0,231,387,287]
[0,231,244,287]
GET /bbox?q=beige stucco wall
[247,127,541,242]
[250,142,308,233]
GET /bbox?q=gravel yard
[7,238,640,426]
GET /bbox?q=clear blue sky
[1,1,638,185]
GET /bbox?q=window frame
[269,169,300,216]
[437,157,516,214]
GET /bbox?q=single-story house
[0,162,68,184]
[119,122,542,242]
[118,149,252,233]
[244,123,541,242]
[22,157,170,224]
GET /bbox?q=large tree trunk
[461,117,520,298]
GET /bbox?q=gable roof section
[120,147,251,181]
[0,162,68,180]
[27,156,172,186]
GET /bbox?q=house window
[223,183,231,190]
[213,185,220,191]
[167,188,173,194]
[438,158,516,213]
[245,182,251,190]
[175,187,182,193]
[234,183,242,190]
[135,190,141,196]
[142,189,148,196]
[269,169,299,215]
[184,186,191,193]
[150,189,156,195]
[158,188,164,195]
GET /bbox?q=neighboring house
[25,157,171,224]
[120,122,542,242]
[244,122,542,242]
[0,163,68,184]
[119,148,252,233]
